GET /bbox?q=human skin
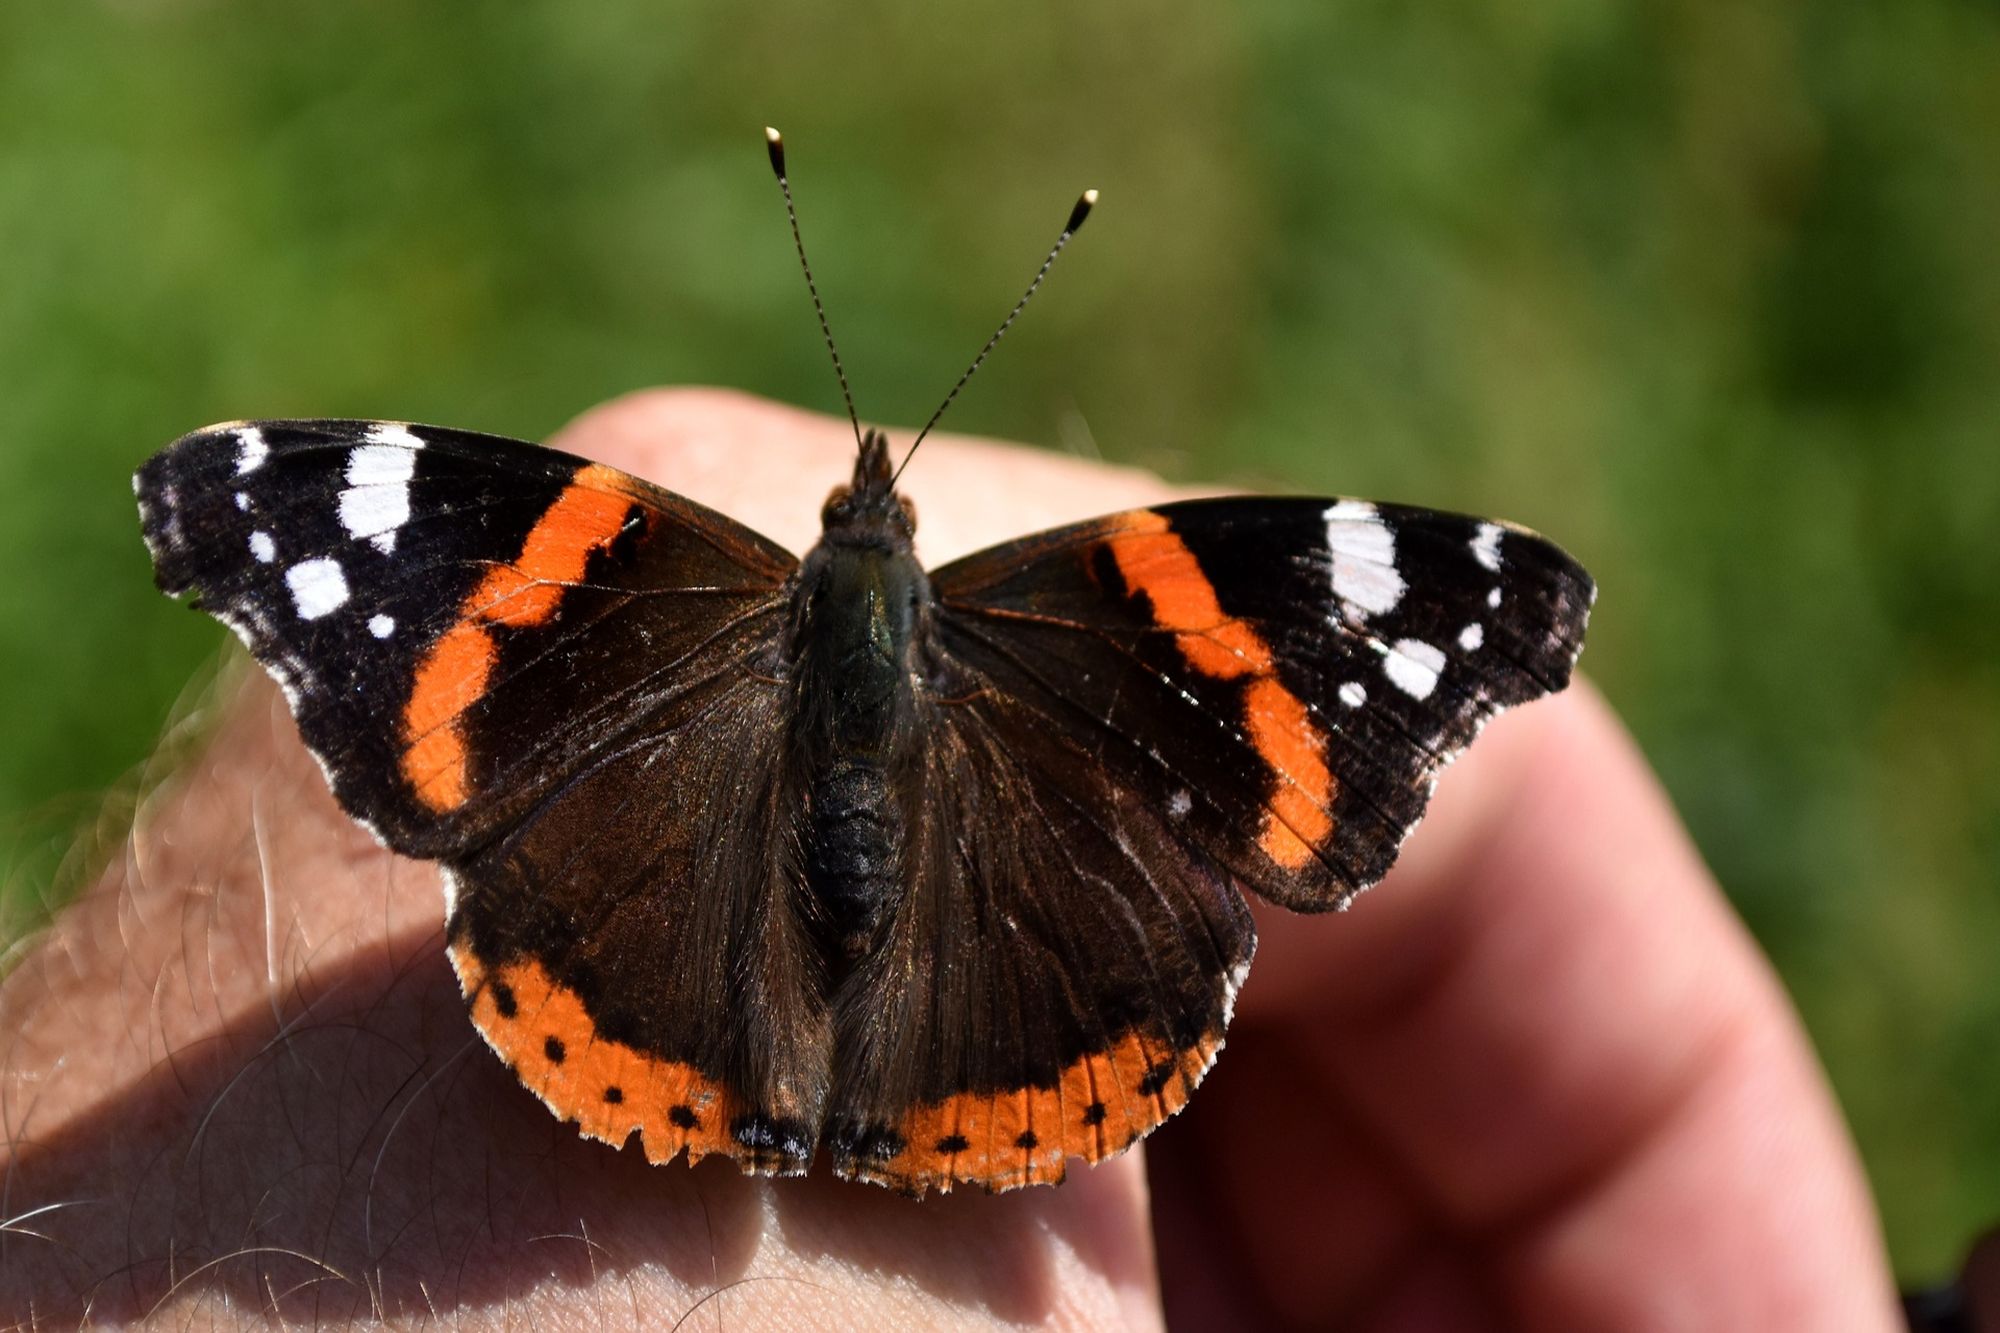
[0,389,1900,1329]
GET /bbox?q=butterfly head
[819,429,916,548]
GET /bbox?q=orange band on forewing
[1105,511,1336,870]
[1106,512,1271,678]
[406,623,496,740]
[400,466,638,810]
[449,946,745,1166]
[466,467,636,628]
[401,625,495,810]
[1246,676,1336,866]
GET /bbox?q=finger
[1253,682,1763,1223]
[1210,680,1899,1325]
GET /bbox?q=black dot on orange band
[1137,1059,1176,1096]
[1082,1101,1108,1125]
[491,981,517,1019]
[544,1035,566,1064]
[668,1104,699,1130]
[935,1134,970,1154]
[1014,1130,1039,1150]
[603,1085,623,1104]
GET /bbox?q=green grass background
[2,0,1993,1281]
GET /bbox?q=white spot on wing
[285,557,349,620]
[1487,586,1502,608]
[365,422,426,448]
[339,441,420,547]
[1471,522,1503,572]
[1168,789,1192,820]
[369,613,396,638]
[345,441,420,486]
[338,488,408,543]
[1337,680,1367,708]
[1459,622,1484,651]
[1323,500,1406,618]
[233,427,269,475]
[235,491,251,511]
[248,530,276,563]
[1383,638,1446,700]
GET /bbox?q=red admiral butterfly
[134,130,1592,1195]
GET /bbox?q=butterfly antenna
[891,187,1098,486]
[765,126,863,449]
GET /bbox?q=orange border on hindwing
[853,1027,1222,1193]
[448,946,750,1165]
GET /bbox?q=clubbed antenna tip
[1066,189,1099,236]
[765,126,786,180]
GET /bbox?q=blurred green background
[1,0,1993,1282]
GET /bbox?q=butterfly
[132,131,1593,1195]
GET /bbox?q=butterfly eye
[820,484,855,528]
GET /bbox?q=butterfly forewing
[928,496,1594,910]
[137,421,798,857]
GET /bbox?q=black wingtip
[1064,188,1098,237]
[764,125,786,180]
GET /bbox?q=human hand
[0,390,1899,1329]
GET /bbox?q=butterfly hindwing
[136,420,799,858]
[443,662,827,1175]
[823,678,1256,1191]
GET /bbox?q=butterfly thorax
[788,432,929,966]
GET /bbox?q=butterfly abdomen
[806,756,901,962]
